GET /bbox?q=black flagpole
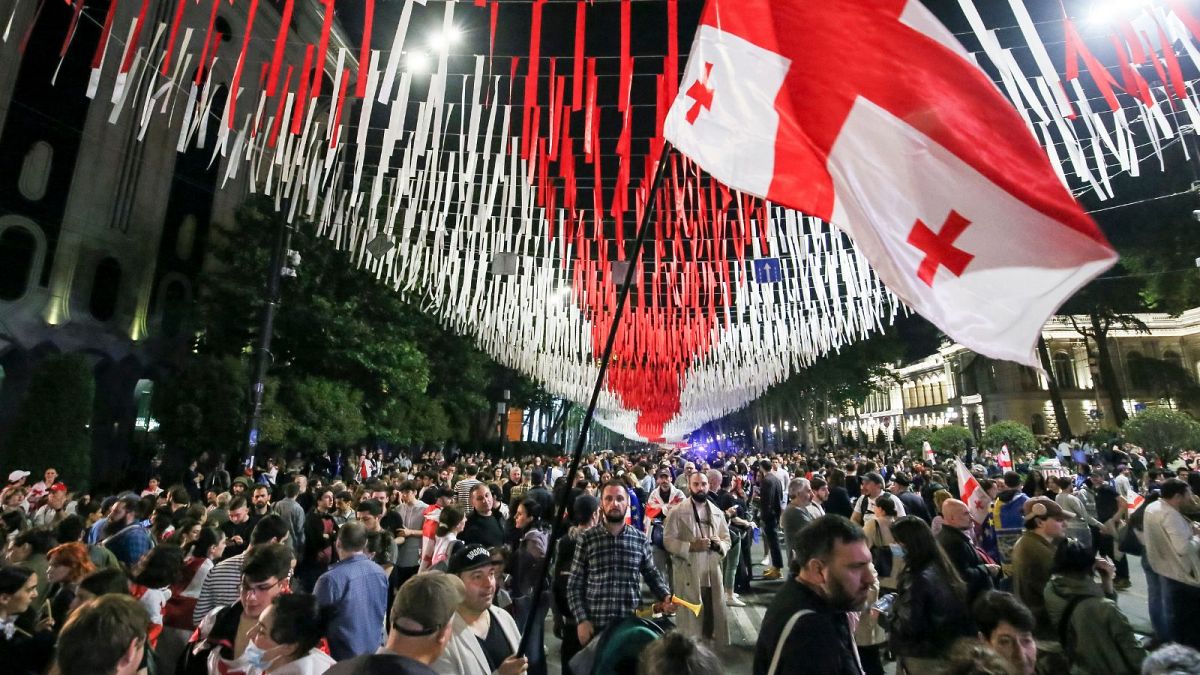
[516,140,675,658]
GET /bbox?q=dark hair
[133,545,184,589]
[863,472,884,486]
[55,514,87,544]
[268,593,323,658]
[15,528,56,555]
[337,522,369,552]
[79,568,132,597]
[250,514,289,545]
[638,631,722,675]
[892,516,965,600]
[1003,471,1022,489]
[357,499,384,517]
[793,515,866,570]
[399,480,419,493]
[1161,478,1191,501]
[939,638,1017,675]
[1052,538,1096,576]
[518,498,543,523]
[56,595,149,675]
[282,482,301,499]
[242,543,294,584]
[0,564,34,595]
[436,505,465,537]
[1054,476,1073,490]
[168,486,190,506]
[810,477,828,491]
[1022,470,1045,497]
[873,493,898,517]
[229,496,249,512]
[972,590,1035,639]
[190,527,225,559]
[828,468,846,489]
[601,479,627,494]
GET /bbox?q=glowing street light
[428,25,462,53]
[406,51,429,73]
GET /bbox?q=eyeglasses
[240,578,286,596]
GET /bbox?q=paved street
[542,539,1156,674]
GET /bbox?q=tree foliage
[903,427,934,453]
[931,425,975,454]
[154,356,248,460]
[1122,407,1200,464]
[980,421,1038,454]
[173,196,549,455]
[2,354,95,488]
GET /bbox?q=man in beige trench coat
[664,471,732,645]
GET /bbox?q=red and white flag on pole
[922,440,934,464]
[997,444,1013,471]
[956,458,990,524]
[663,0,1117,366]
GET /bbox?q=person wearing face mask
[663,471,731,645]
[753,515,876,675]
[181,543,294,675]
[244,593,336,674]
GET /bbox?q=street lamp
[826,416,840,447]
[946,407,959,424]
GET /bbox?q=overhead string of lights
[14,0,1200,441]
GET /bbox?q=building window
[1163,350,1183,370]
[0,227,37,301]
[89,257,122,321]
[18,141,52,201]
[1031,414,1045,435]
[1052,351,1076,389]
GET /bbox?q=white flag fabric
[664,0,1117,367]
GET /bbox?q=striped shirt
[454,479,481,515]
[566,524,670,631]
[192,551,246,626]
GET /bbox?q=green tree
[2,354,95,488]
[1122,407,1200,464]
[154,356,248,461]
[931,425,975,455]
[980,421,1038,454]
[269,377,367,450]
[903,427,934,453]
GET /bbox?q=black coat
[936,525,995,604]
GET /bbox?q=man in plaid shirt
[567,480,676,646]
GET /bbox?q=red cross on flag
[663,0,1118,366]
[956,458,990,525]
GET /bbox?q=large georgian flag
[663,0,1117,366]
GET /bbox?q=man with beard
[567,480,675,649]
[753,515,875,675]
[247,484,271,531]
[460,485,506,549]
[663,471,732,644]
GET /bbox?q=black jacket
[935,525,994,604]
[759,474,783,518]
[461,510,507,548]
[754,578,862,675]
[889,565,975,658]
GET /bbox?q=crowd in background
[0,437,1196,674]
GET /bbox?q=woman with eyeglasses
[244,593,335,674]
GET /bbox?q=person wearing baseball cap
[328,572,466,675]
[432,544,527,675]
[1010,496,1072,637]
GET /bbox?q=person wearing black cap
[433,545,527,675]
[888,473,931,523]
[328,572,465,675]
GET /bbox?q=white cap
[7,470,30,483]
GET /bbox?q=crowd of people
[0,438,1196,675]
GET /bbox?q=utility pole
[243,219,298,469]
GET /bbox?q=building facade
[845,308,1200,443]
[0,0,351,484]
